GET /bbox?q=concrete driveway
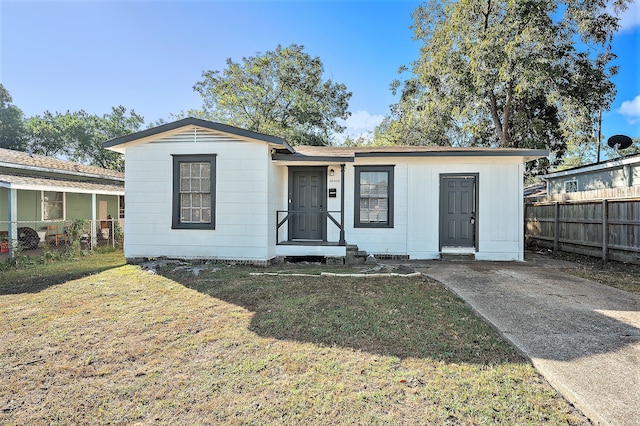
[414,254,640,426]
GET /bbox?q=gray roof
[101,117,547,162]
[283,145,548,161]
[0,147,124,181]
[543,153,640,179]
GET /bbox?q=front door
[439,175,477,249]
[289,167,326,240]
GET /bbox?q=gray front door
[439,175,477,248]
[289,167,326,240]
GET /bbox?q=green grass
[0,250,126,295]
[0,256,587,424]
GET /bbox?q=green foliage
[25,106,144,171]
[0,84,27,151]
[378,0,629,175]
[192,44,352,145]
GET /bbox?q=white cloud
[334,110,385,144]
[618,95,640,124]
[345,110,385,132]
[612,1,640,31]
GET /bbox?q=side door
[439,175,477,249]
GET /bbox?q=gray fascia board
[272,153,354,162]
[103,117,294,152]
[354,149,548,158]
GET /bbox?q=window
[118,195,125,219]
[565,180,578,193]
[354,165,394,228]
[43,191,64,220]
[172,154,216,229]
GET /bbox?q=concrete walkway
[415,255,640,426]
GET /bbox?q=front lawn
[0,256,587,424]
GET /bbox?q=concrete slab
[417,256,640,426]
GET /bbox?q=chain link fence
[1,219,123,255]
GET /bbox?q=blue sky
[1,0,638,145]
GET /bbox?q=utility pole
[596,106,602,163]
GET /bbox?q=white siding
[123,128,273,261]
[346,156,524,261]
[122,127,528,262]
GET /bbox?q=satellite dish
[607,134,633,150]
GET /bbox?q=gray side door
[289,167,326,240]
[439,175,477,248]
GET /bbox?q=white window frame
[564,180,578,193]
[42,191,65,221]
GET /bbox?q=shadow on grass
[160,266,525,365]
[0,253,126,296]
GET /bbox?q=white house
[104,118,546,264]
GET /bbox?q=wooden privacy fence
[525,188,640,263]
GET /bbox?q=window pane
[191,163,201,178]
[202,208,211,223]
[181,208,191,222]
[180,164,190,177]
[201,163,210,177]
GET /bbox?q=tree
[192,44,352,145]
[26,106,143,171]
[379,0,630,174]
[0,84,27,151]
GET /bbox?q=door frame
[287,166,327,241]
[438,173,479,251]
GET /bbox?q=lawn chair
[46,225,68,246]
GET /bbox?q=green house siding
[0,189,42,232]
[1,190,120,224]
[66,193,91,219]
[17,190,42,221]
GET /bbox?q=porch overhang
[0,174,124,196]
[271,153,354,165]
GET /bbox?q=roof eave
[103,117,295,152]
[354,149,548,160]
[543,154,640,179]
[0,162,124,182]
[271,153,354,163]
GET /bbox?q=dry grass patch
[0,259,588,424]
[549,251,640,296]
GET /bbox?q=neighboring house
[543,153,640,195]
[523,181,547,198]
[104,118,546,264]
[0,148,124,255]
